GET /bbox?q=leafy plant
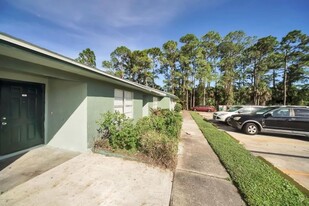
[137,108,182,139]
[139,131,178,168]
[96,111,138,150]
[96,110,182,169]
[174,102,182,112]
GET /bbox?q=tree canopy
[76,48,96,68]
[96,29,309,108]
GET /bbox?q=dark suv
[230,106,309,136]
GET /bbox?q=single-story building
[0,33,178,157]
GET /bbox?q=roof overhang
[0,33,177,99]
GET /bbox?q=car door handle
[288,118,296,121]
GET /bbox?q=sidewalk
[170,111,245,206]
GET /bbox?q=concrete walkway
[171,111,245,206]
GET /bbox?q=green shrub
[190,112,309,206]
[96,111,138,150]
[137,109,182,139]
[139,130,178,168]
[174,102,182,112]
[95,110,182,169]
[136,110,181,169]
[161,109,182,138]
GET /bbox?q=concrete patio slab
[0,146,79,194]
[0,153,173,206]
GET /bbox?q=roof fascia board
[0,33,166,97]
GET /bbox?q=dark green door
[0,80,45,155]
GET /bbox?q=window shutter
[124,91,133,118]
[114,89,124,113]
[153,97,158,109]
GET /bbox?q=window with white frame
[114,89,133,118]
[124,91,133,118]
[153,97,158,109]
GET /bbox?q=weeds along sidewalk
[170,110,244,206]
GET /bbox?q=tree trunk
[189,90,192,110]
[253,64,258,105]
[186,89,189,110]
[192,77,196,107]
[272,69,276,89]
[171,64,175,94]
[203,81,206,105]
[183,75,187,110]
[283,57,287,105]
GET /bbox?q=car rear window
[294,108,309,117]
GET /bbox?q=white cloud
[3,0,229,67]
[9,0,229,28]
[6,0,195,29]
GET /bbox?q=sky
[1,0,308,74]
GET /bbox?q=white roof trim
[0,33,171,97]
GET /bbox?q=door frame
[0,78,46,155]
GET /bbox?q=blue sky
[1,0,308,71]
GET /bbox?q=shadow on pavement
[0,152,27,171]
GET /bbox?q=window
[114,89,124,113]
[238,108,252,113]
[272,108,290,117]
[294,108,309,117]
[114,89,133,118]
[124,91,133,118]
[153,97,158,109]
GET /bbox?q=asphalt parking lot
[197,112,309,192]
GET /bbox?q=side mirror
[264,113,272,118]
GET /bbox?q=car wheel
[243,123,258,135]
[207,109,211,112]
[226,117,232,126]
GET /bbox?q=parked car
[230,106,309,136]
[213,105,265,125]
[192,105,216,112]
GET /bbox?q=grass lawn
[191,112,309,206]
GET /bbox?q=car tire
[207,109,211,112]
[226,117,232,126]
[243,123,258,135]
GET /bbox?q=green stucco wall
[133,91,143,120]
[86,80,114,147]
[142,94,151,117]
[47,79,88,152]
[86,81,145,147]
[159,97,171,109]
